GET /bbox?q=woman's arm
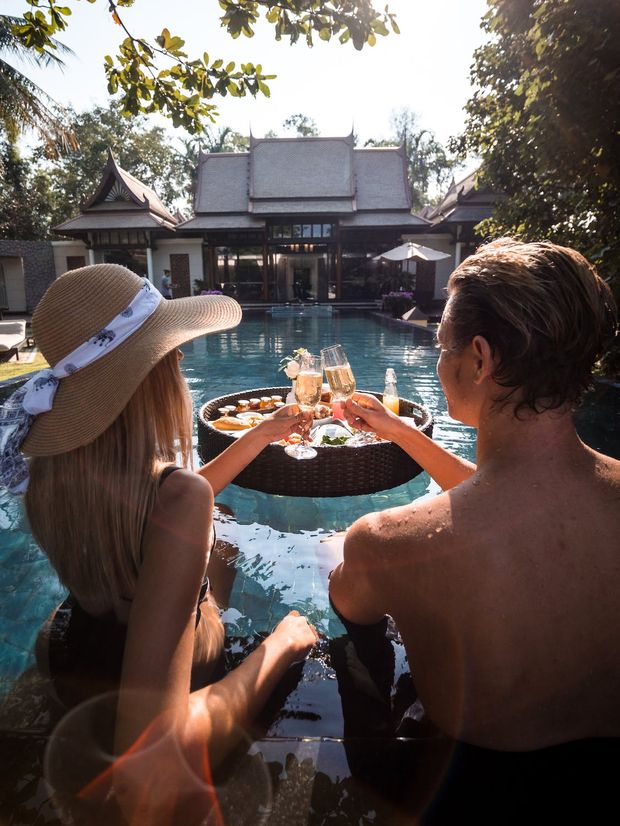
[197,404,304,495]
[113,471,316,818]
[344,393,476,491]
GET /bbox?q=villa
[0,135,495,314]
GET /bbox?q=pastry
[211,416,252,431]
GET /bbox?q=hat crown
[33,265,146,366]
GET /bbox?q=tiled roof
[250,135,355,200]
[250,199,355,215]
[178,214,265,230]
[353,147,411,210]
[194,152,250,213]
[340,212,426,227]
[193,136,415,221]
[424,170,497,225]
[81,149,177,225]
[55,212,176,232]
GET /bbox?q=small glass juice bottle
[383,368,399,414]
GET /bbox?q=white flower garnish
[278,347,307,379]
[284,360,300,379]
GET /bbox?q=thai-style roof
[191,134,420,222]
[423,170,497,226]
[193,152,250,214]
[178,214,265,231]
[55,149,178,234]
[353,147,411,211]
[250,134,355,208]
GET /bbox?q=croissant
[211,416,252,431]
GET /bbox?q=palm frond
[0,15,74,70]
[0,58,77,153]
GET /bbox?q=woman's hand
[270,610,318,663]
[343,392,401,441]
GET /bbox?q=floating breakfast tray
[197,386,433,498]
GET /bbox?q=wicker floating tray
[198,386,433,498]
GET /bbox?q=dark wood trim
[335,224,342,300]
[261,237,268,300]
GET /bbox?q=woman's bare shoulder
[157,468,214,516]
[143,470,214,570]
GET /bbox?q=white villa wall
[0,257,27,312]
[402,233,454,300]
[53,240,88,277]
[152,239,204,294]
[52,239,204,293]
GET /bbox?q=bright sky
[7,0,489,149]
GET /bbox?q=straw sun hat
[22,264,242,456]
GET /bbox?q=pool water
[1,312,618,824]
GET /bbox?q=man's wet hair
[446,238,617,415]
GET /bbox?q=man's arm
[329,514,389,626]
[344,394,476,491]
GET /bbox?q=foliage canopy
[455,0,620,370]
[14,1,399,133]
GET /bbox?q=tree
[455,0,620,373]
[282,113,320,137]
[0,140,54,238]
[179,127,249,201]
[0,13,75,154]
[14,1,399,134]
[366,108,456,212]
[41,104,190,227]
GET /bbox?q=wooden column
[335,225,342,300]
[206,244,217,290]
[262,235,269,300]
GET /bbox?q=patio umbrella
[401,306,429,325]
[375,242,451,262]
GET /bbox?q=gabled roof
[423,170,497,226]
[353,146,411,211]
[250,134,355,204]
[193,151,250,214]
[55,149,178,234]
[192,134,417,220]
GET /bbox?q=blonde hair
[447,238,617,415]
[25,350,193,615]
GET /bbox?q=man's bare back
[329,239,619,751]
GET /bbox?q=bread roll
[211,416,252,431]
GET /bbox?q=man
[330,238,619,752]
[161,269,174,299]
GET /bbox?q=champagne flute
[285,353,322,460]
[320,344,356,421]
[321,344,374,446]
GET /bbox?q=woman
[0,264,317,813]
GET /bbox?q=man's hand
[343,392,401,441]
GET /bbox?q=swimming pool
[1,311,618,824]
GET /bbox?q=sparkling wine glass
[320,344,356,422]
[285,353,322,460]
[321,344,375,446]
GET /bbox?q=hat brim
[23,294,242,456]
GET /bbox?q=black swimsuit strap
[159,465,181,485]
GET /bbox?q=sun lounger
[0,320,27,363]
